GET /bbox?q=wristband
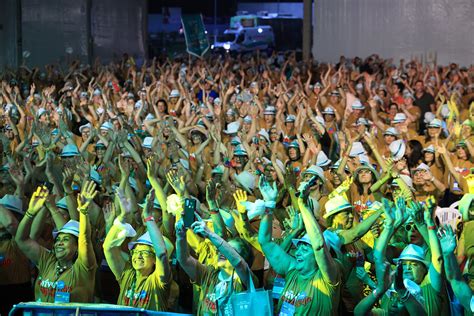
[399,291,411,303]
[264,208,273,215]
[210,209,219,215]
[144,216,155,223]
[264,200,276,209]
[25,212,35,219]
[427,225,436,230]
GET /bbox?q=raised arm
[257,178,296,276]
[76,181,97,269]
[143,189,172,284]
[15,186,49,265]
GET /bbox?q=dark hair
[407,140,423,169]
[229,237,254,266]
[354,168,377,196]
[156,99,169,115]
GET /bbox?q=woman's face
[402,260,427,284]
[96,147,106,159]
[100,129,109,138]
[330,169,342,186]
[324,114,335,122]
[384,134,396,145]
[456,146,467,160]
[357,169,373,184]
[131,244,156,272]
[264,114,275,125]
[389,105,398,116]
[269,129,279,142]
[424,152,434,163]
[54,233,78,262]
[333,211,354,230]
[405,223,423,245]
[233,155,248,169]
[157,101,167,113]
[288,148,298,160]
[427,127,441,138]
[294,242,316,273]
[264,165,277,181]
[191,132,202,145]
[81,128,90,141]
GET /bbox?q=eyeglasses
[404,224,417,232]
[130,249,155,257]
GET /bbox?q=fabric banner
[181,14,210,58]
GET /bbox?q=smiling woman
[15,182,98,303]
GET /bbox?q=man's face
[413,170,426,186]
[333,211,354,230]
[81,128,90,141]
[402,260,426,284]
[415,82,424,93]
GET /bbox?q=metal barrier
[9,302,193,316]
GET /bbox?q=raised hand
[146,156,159,180]
[407,200,424,224]
[258,176,278,202]
[233,189,248,214]
[166,170,186,197]
[118,155,131,178]
[191,220,212,239]
[423,195,436,226]
[28,186,49,215]
[205,180,219,210]
[394,197,406,229]
[438,224,457,254]
[284,206,303,232]
[77,180,97,214]
[103,202,116,228]
[142,188,156,219]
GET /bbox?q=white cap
[257,129,270,143]
[169,89,180,98]
[100,121,113,131]
[349,142,367,157]
[389,140,406,161]
[142,137,153,149]
[234,171,256,193]
[224,121,240,134]
[79,123,92,134]
[392,113,407,123]
[351,99,365,110]
[316,151,331,167]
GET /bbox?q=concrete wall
[313,0,474,66]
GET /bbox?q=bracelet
[216,239,224,249]
[25,212,35,219]
[210,209,219,215]
[427,225,437,230]
[399,291,411,303]
[144,216,155,223]
[264,208,273,215]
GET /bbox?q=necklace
[55,263,71,277]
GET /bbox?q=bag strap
[247,266,256,293]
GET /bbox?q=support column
[302,0,312,60]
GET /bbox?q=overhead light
[223,43,231,50]
[211,44,214,49]
[257,28,263,33]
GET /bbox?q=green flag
[181,14,210,58]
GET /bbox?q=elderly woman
[176,209,254,315]
[103,189,172,310]
[15,182,98,303]
[258,177,341,315]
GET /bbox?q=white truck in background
[212,15,275,53]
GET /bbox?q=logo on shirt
[124,289,150,306]
[37,277,72,298]
[281,290,313,308]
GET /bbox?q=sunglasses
[130,249,155,257]
[404,224,417,232]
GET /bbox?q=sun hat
[257,129,270,143]
[351,99,365,110]
[324,195,353,219]
[90,169,102,185]
[427,119,442,128]
[0,194,23,215]
[224,121,240,134]
[393,244,430,268]
[79,123,92,134]
[316,151,331,168]
[288,140,299,149]
[422,145,435,154]
[302,165,326,183]
[169,89,180,98]
[389,140,406,161]
[349,142,367,157]
[60,144,80,157]
[100,121,114,131]
[233,145,248,156]
[384,127,400,137]
[142,137,153,149]
[53,220,79,239]
[392,113,407,124]
[354,163,379,180]
[56,197,68,210]
[356,118,370,127]
[234,171,256,193]
[285,115,296,123]
[322,107,336,115]
[211,165,225,175]
[413,163,431,173]
[263,106,276,115]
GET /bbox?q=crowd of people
[0,51,473,315]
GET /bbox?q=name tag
[279,301,295,316]
[272,277,286,299]
[54,291,70,303]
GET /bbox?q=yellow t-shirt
[34,247,97,303]
[117,265,171,311]
[0,238,31,285]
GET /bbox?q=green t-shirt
[194,265,245,316]
[117,264,171,311]
[277,268,341,316]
